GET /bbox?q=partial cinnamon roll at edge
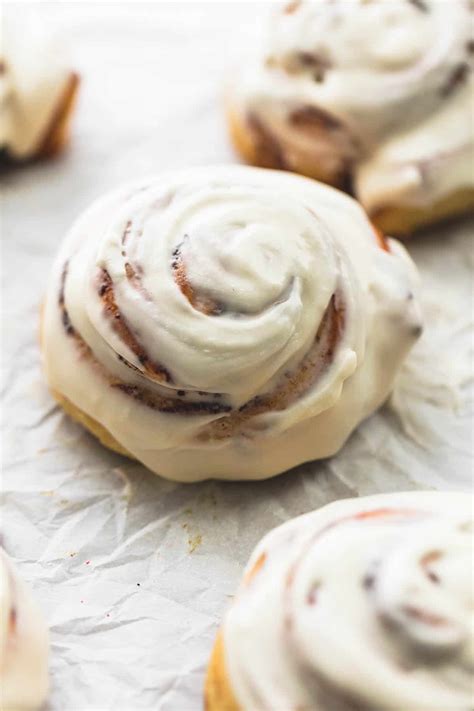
[1,9,79,162]
[227,0,474,235]
[205,491,474,711]
[0,549,49,711]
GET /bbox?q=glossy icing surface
[42,166,421,481]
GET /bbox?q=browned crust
[205,632,241,711]
[50,387,134,458]
[36,72,80,159]
[371,187,474,237]
[226,101,348,188]
[205,551,269,710]
[227,101,285,172]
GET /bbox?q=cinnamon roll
[0,9,79,162]
[0,549,49,711]
[227,0,474,235]
[41,165,422,481]
[205,491,474,711]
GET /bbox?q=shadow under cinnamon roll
[41,165,421,481]
[205,491,474,711]
[227,0,474,235]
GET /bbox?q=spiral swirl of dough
[223,492,474,711]
[42,166,421,481]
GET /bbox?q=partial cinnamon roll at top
[228,0,474,235]
[0,9,79,162]
[41,166,421,481]
[0,549,49,711]
[206,492,474,711]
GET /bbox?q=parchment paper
[1,3,473,710]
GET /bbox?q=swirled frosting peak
[42,166,421,481]
[223,492,474,710]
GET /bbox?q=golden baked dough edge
[372,187,474,237]
[50,388,133,458]
[204,555,268,709]
[205,632,241,711]
[37,72,80,158]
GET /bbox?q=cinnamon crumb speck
[284,0,301,13]
[188,534,202,553]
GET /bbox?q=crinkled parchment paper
[1,4,473,710]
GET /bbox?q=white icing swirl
[42,166,421,481]
[0,8,73,159]
[223,492,474,711]
[232,0,474,212]
[0,549,49,711]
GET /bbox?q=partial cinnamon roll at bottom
[41,165,421,482]
[0,549,49,711]
[205,492,474,711]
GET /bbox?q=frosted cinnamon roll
[228,0,474,235]
[0,9,79,162]
[41,165,421,482]
[205,491,474,711]
[0,549,49,711]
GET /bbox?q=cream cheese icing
[42,165,422,481]
[232,0,474,214]
[0,549,49,711]
[0,8,73,159]
[223,491,474,711]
